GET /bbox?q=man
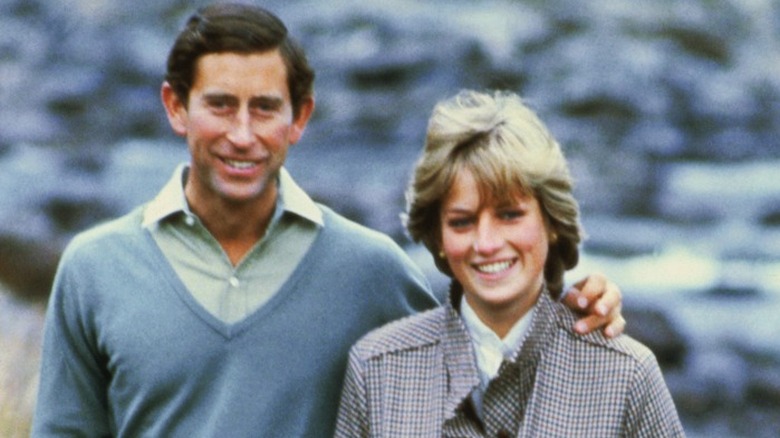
[33,4,625,437]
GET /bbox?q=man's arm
[561,273,626,338]
[32,247,112,437]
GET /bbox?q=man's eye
[252,99,282,113]
[207,99,232,111]
[253,105,273,114]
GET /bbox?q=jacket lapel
[441,304,481,423]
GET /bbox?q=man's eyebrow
[202,92,237,103]
[198,93,285,110]
[249,95,284,107]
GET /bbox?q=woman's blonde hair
[404,90,583,296]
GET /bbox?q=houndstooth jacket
[334,286,685,437]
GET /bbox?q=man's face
[163,49,313,211]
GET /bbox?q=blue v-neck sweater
[33,204,437,437]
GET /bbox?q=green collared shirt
[143,164,323,324]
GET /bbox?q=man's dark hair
[165,3,315,117]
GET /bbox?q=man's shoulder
[64,206,146,256]
[351,306,445,361]
[319,205,393,243]
[317,205,409,260]
[305,205,438,317]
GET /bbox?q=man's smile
[222,158,258,170]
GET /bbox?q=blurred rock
[0,235,60,302]
[747,367,780,408]
[656,161,780,223]
[41,195,116,235]
[733,344,780,408]
[623,305,688,369]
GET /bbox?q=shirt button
[184,215,195,226]
[229,276,240,288]
[496,430,511,438]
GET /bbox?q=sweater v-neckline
[142,215,326,340]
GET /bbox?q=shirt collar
[278,166,323,226]
[142,164,323,228]
[142,163,190,228]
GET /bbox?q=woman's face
[440,169,550,332]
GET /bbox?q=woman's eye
[499,210,523,220]
[447,218,473,229]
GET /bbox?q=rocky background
[1,0,779,436]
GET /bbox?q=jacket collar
[441,296,481,422]
[439,281,559,422]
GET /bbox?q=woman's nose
[473,216,502,254]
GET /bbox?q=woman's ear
[161,82,188,137]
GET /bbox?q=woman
[335,90,684,437]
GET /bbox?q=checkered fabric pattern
[335,288,685,437]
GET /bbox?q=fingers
[573,272,607,302]
[560,285,590,312]
[592,279,622,318]
[573,315,605,335]
[566,273,626,338]
[562,273,611,313]
[582,301,625,338]
[603,312,626,338]
[572,306,625,337]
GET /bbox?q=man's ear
[289,97,315,145]
[161,82,188,137]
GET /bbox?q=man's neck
[185,185,277,266]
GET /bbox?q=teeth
[476,261,512,274]
[225,159,256,169]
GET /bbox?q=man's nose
[226,110,253,147]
